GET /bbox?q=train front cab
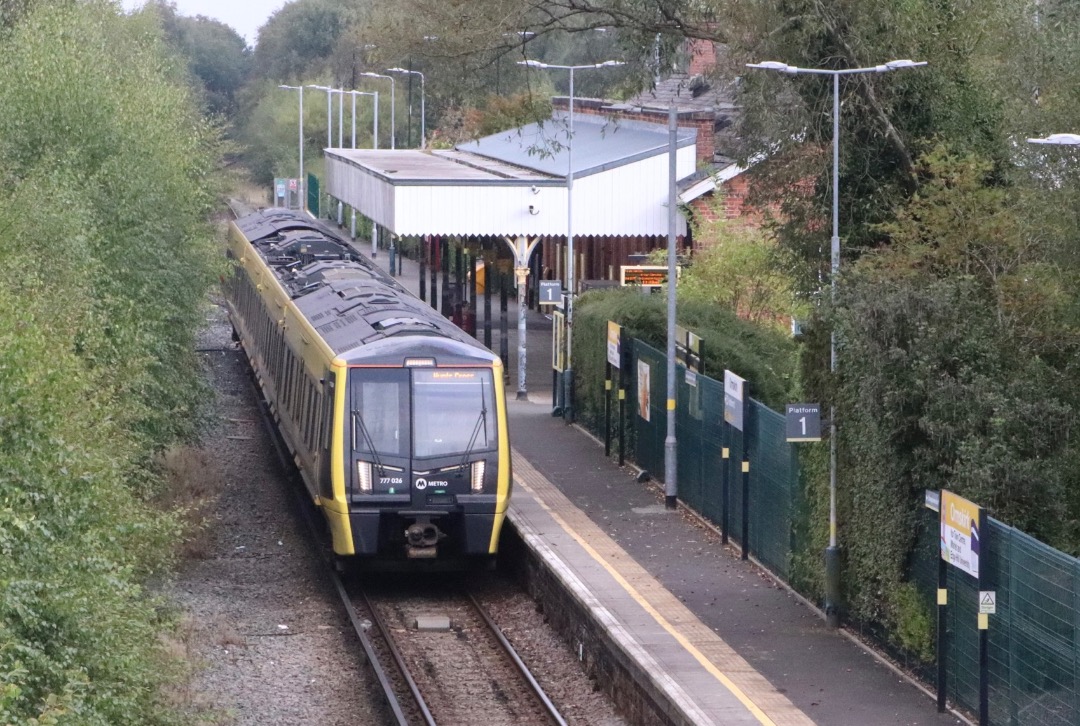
[341,356,510,564]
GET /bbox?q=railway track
[354,579,568,726]
[241,344,566,725]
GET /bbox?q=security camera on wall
[529,205,539,215]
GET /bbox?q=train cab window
[412,369,495,459]
[350,369,409,460]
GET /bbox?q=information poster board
[723,370,745,431]
[941,489,981,579]
[607,321,621,368]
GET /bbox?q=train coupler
[404,518,444,559]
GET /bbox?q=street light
[746,57,926,629]
[344,89,380,247]
[278,84,304,210]
[360,72,395,149]
[517,58,625,423]
[344,90,379,150]
[306,85,336,148]
[386,68,425,149]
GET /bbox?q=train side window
[319,383,332,451]
[302,379,314,448]
[282,350,294,411]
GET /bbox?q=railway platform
[332,226,967,725]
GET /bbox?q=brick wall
[688,174,764,231]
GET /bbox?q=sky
[120,0,289,47]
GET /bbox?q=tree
[679,200,799,329]
[829,148,1080,635]
[251,0,360,83]
[131,2,252,118]
[0,1,224,722]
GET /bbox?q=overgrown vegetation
[573,288,798,433]
[0,2,222,723]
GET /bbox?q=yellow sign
[941,490,981,579]
[552,310,566,372]
[607,321,621,368]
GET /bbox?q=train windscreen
[412,369,494,458]
[351,369,410,459]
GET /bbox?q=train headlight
[357,461,373,493]
[471,460,486,493]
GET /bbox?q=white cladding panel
[325,143,695,237]
[326,155,396,228]
[393,185,569,237]
[570,145,695,237]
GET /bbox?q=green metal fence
[631,341,798,579]
[307,172,319,217]
[911,509,1080,725]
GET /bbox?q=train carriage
[223,208,511,564]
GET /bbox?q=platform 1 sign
[785,403,821,442]
[539,280,562,306]
[941,490,982,579]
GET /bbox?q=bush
[573,287,798,433]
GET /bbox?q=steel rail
[467,593,568,726]
[358,589,438,726]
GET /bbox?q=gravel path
[166,299,388,725]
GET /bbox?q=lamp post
[307,85,339,220]
[746,58,926,628]
[278,84,304,210]
[386,67,425,148]
[360,72,395,150]
[345,89,379,243]
[306,85,335,148]
[517,58,624,423]
[344,90,379,149]
[362,72,397,271]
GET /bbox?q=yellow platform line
[512,449,814,726]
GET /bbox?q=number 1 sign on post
[786,404,822,442]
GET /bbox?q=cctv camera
[528,205,539,215]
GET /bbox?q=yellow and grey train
[224,208,511,564]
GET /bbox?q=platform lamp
[517,58,625,423]
[386,68,425,149]
[360,72,395,150]
[746,58,927,628]
[278,84,304,210]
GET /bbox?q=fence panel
[745,401,796,579]
[631,343,666,478]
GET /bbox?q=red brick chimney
[687,38,716,76]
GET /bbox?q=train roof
[234,209,496,365]
[234,207,344,243]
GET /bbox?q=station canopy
[324,112,697,239]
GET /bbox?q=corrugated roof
[456,112,696,179]
[327,148,558,186]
